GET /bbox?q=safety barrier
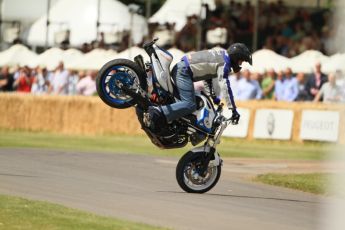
[0,94,344,143]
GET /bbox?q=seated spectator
[304,62,327,101]
[295,72,308,101]
[281,67,298,101]
[236,69,262,100]
[314,72,343,103]
[261,68,275,99]
[76,70,97,96]
[0,65,14,92]
[274,70,285,100]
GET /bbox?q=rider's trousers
[161,61,196,122]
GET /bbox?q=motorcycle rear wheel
[176,150,221,193]
[96,59,147,109]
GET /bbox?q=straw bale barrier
[0,93,142,135]
[0,93,344,143]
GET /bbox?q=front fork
[199,119,229,176]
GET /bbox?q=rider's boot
[147,106,167,131]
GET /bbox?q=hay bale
[0,94,344,143]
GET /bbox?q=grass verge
[0,130,336,160]
[0,194,168,230]
[254,173,331,195]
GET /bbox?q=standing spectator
[295,72,308,101]
[236,69,262,100]
[281,67,298,101]
[305,62,327,101]
[176,15,198,51]
[48,61,70,95]
[67,70,80,95]
[31,66,50,95]
[335,70,345,101]
[13,67,32,93]
[314,73,343,103]
[229,71,242,98]
[261,68,275,99]
[76,70,97,96]
[0,66,14,92]
[274,70,285,100]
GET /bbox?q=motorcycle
[96,38,235,193]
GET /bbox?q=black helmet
[227,43,252,73]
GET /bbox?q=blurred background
[0,1,344,230]
[0,0,344,101]
[0,0,344,141]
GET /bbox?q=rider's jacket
[182,49,236,109]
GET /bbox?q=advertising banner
[253,109,294,140]
[223,108,250,138]
[300,110,340,142]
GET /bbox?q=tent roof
[0,44,37,67]
[67,49,118,70]
[289,50,329,73]
[149,0,216,31]
[115,46,149,62]
[30,47,84,70]
[27,0,148,47]
[241,49,291,73]
[322,53,345,74]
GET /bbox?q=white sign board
[253,109,294,140]
[223,108,250,138]
[300,110,340,142]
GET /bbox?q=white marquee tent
[114,46,148,62]
[289,50,330,73]
[29,47,84,70]
[241,49,291,73]
[27,0,148,47]
[322,53,345,73]
[0,44,342,74]
[0,44,37,67]
[67,49,118,70]
[149,0,216,31]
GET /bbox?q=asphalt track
[0,148,332,230]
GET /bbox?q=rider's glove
[230,108,240,125]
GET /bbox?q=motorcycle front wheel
[96,59,147,109]
[176,150,221,193]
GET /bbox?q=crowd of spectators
[48,0,335,57]
[0,62,97,96]
[145,0,335,57]
[1,60,344,104]
[224,62,345,103]
[1,0,344,104]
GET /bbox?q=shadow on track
[0,173,38,178]
[156,191,319,204]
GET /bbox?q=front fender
[190,145,221,167]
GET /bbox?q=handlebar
[143,38,159,49]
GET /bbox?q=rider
[148,43,252,129]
